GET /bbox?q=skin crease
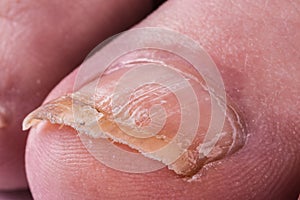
[25,0,300,199]
[0,0,153,190]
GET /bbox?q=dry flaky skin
[23,89,246,176]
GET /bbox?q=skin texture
[0,0,153,190]
[22,0,300,199]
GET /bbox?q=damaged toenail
[22,28,247,176]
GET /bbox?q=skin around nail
[23,49,247,176]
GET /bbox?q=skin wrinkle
[271,149,299,198]
[242,132,291,198]
[28,120,299,199]
[244,116,300,198]
[217,134,297,199]
[29,126,163,199]
[28,126,92,199]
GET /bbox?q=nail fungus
[23,49,246,176]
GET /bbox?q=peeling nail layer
[23,28,247,176]
[23,58,246,176]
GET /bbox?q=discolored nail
[23,51,246,177]
[23,28,247,176]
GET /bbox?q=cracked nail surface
[23,49,247,176]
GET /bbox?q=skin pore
[1,0,300,199]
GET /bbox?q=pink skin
[24,0,300,199]
[0,0,152,190]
